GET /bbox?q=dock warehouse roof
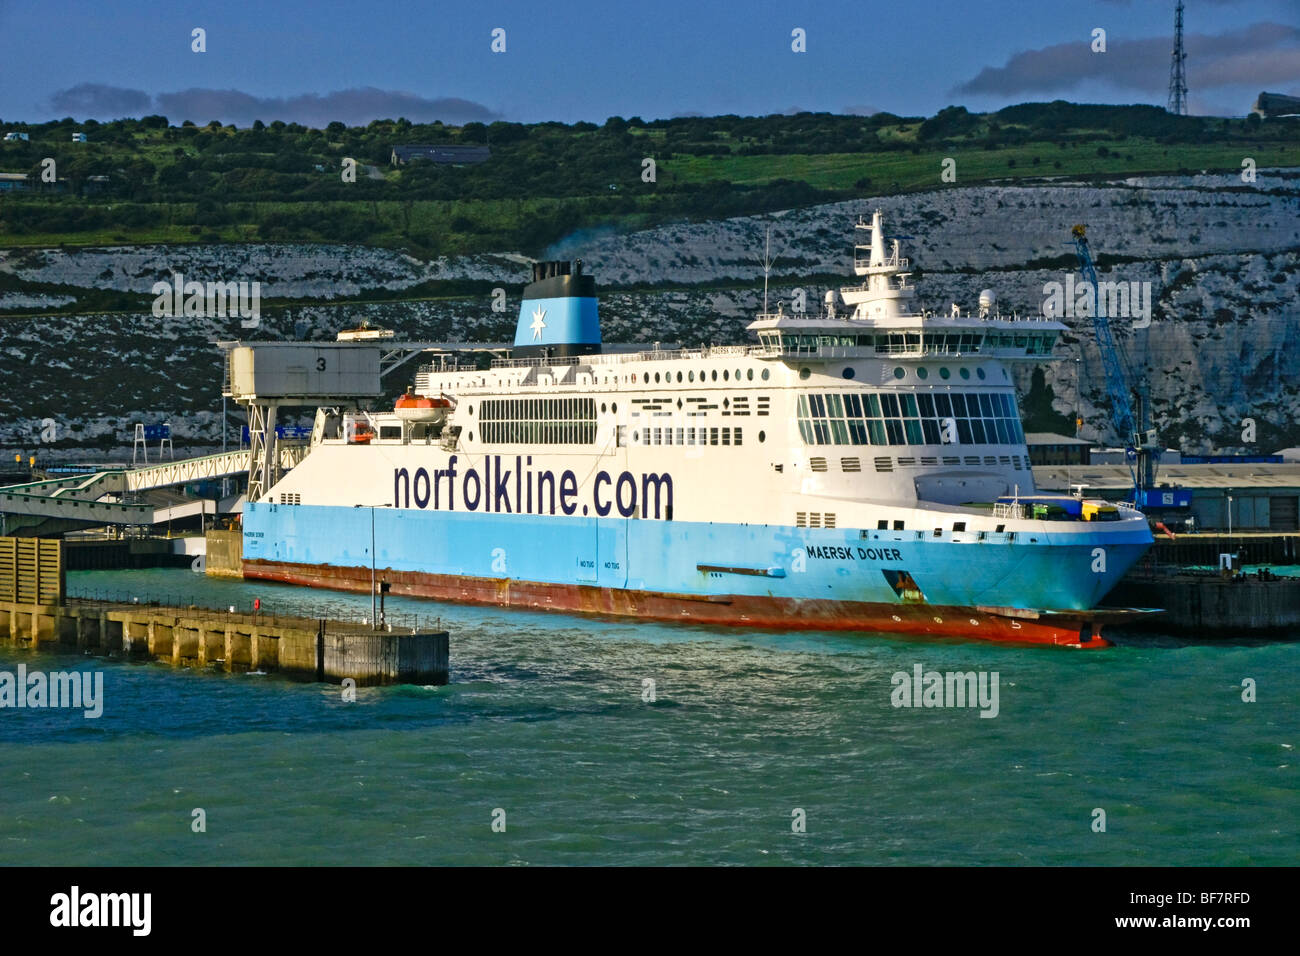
[1034,462,1300,491]
[390,144,491,166]
[1024,432,1092,446]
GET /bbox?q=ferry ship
[242,211,1155,647]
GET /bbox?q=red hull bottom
[242,560,1116,649]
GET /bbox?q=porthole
[633,431,639,443]
[712,370,718,381]
[747,369,754,381]
[723,370,729,381]
[842,367,856,380]
[893,367,905,380]
[468,405,474,415]
[976,368,986,380]
[601,402,607,413]
[758,430,766,443]
[916,367,929,380]
[938,367,951,380]
[611,403,617,413]
[959,367,971,380]
[468,432,473,441]
[735,369,741,380]
[655,372,661,383]
[800,367,812,380]
[689,371,695,382]
[761,369,770,381]
[677,371,683,383]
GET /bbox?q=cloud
[45,85,499,127]
[48,83,153,118]
[954,21,1300,100]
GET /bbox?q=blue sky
[2,0,1296,125]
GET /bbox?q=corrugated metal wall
[0,536,65,604]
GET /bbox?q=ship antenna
[755,225,784,315]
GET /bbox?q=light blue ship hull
[241,503,1152,643]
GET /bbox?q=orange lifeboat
[394,387,452,423]
[349,421,374,444]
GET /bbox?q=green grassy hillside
[2,102,1296,256]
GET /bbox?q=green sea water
[0,567,1295,866]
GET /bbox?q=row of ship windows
[796,392,1026,447]
[632,426,746,446]
[799,415,1026,447]
[632,368,772,385]
[478,397,597,445]
[479,398,597,422]
[774,332,1056,354]
[809,454,1030,473]
[479,422,598,444]
[804,390,1021,419]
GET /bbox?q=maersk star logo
[529,306,547,341]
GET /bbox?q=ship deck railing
[991,501,1027,520]
[755,343,1051,360]
[754,310,1056,325]
[425,333,1054,375]
[853,255,909,272]
[474,345,765,372]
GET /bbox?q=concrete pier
[1143,532,1300,568]
[204,529,243,578]
[1104,571,1300,635]
[1106,531,1300,634]
[0,597,449,685]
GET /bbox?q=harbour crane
[1070,225,1189,513]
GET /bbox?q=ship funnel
[514,259,601,359]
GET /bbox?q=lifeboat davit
[394,388,452,423]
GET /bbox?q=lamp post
[364,503,392,628]
[370,505,376,626]
[1226,493,1233,537]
